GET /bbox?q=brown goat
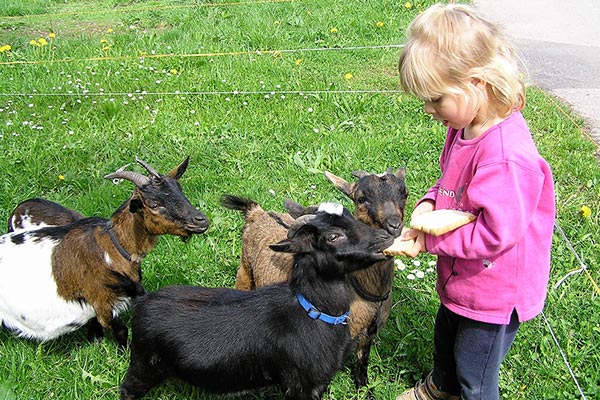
[221,167,408,391]
[0,157,208,348]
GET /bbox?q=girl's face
[423,89,477,131]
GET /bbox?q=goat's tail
[220,195,260,217]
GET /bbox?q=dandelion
[29,39,40,47]
[48,32,56,39]
[376,21,384,28]
[295,58,303,65]
[274,20,280,25]
[330,27,338,33]
[579,205,592,218]
[107,28,114,33]
[170,68,178,75]
[0,44,12,53]
[344,73,353,80]
[404,1,412,9]
[58,175,65,181]
[38,37,48,46]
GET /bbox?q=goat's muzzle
[184,214,210,235]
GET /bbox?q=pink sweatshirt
[420,111,555,324]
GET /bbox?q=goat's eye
[327,233,340,242]
[357,197,367,204]
[148,201,160,209]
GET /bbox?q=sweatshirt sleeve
[425,159,546,259]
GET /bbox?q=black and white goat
[119,202,394,400]
[0,157,209,347]
[7,198,84,232]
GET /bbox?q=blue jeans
[431,304,520,400]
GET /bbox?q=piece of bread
[410,209,476,236]
[383,237,415,256]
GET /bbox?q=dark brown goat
[221,167,408,390]
[0,157,208,347]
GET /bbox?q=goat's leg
[86,317,104,343]
[353,340,371,389]
[282,376,327,400]
[110,316,129,349]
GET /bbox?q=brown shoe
[396,372,460,400]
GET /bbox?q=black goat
[119,202,394,400]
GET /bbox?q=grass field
[1,1,599,399]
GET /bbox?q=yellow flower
[274,20,280,25]
[103,46,110,51]
[58,175,65,181]
[330,27,338,33]
[107,28,114,33]
[344,73,353,80]
[170,68,178,75]
[100,39,108,44]
[38,37,48,46]
[579,205,592,218]
[295,58,303,65]
[0,44,11,53]
[404,1,412,9]
[48,32,56,39]
[376,21,384,28]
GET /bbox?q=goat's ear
[270,224,315,253]
[269,239,295,253]
[167,156,190,180]
[324,171,354,198]
[395,166,406,179]
[284,199,319,219]
[129,198,144,213]
[269,237,309,253]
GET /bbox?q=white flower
[412,260,421,267]
[415,270,425,279]
[407,274,416,280]
[395,259,406,271]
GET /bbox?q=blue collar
[296,292,350,326]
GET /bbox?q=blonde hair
[398,3,526,116]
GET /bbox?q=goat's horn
[134,156,161,179]
[287,214,317,238]
[104,170,150,188]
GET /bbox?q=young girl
[396,3,555,400]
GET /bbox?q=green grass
[1,1,599,399]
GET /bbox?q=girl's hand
[400,228,427,257]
